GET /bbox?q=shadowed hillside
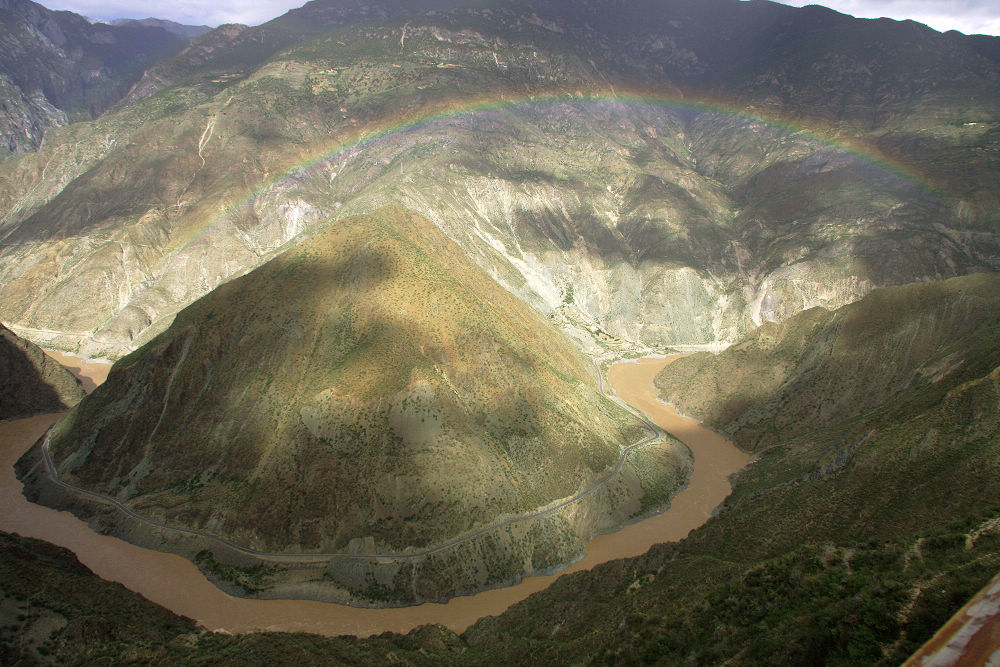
[4,275,1000,663]
[0,0,191,153]
[0,323,84,419]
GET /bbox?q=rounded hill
[32,206,689,603]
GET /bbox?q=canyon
[0,0,998,662]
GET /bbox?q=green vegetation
[0,531,196,664]
[194,551,276,594]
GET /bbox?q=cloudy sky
[775,1,1000,36]
[39,0,1000,36]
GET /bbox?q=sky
[37,0,1000,36]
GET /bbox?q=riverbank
[0,355,749,636]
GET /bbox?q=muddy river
[0,354,748,637]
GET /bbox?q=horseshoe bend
[1,351,750,636]
[15,207,698,607]
[1,0,999,661]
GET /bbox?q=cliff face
[0,322,84,419]
[0,0,190,154]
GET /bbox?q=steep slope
[0,322,83,419]
[655,272,1000,453]
[120,0,481,106]
[1,1,995,361]
[449,274,1000,662]
[0,530,199,664]
[22,206,686,603]
[0,0,189,154]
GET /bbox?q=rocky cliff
[0,0,191,154]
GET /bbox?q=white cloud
[38,0,1000,35]
[40,0,303,27]
[772,0,1000,35]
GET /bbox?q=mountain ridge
[0,4,993,359]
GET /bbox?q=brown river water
[0,354,749,637]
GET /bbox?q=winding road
[2,353,749,635]
[39,358,668,564]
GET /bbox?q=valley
[0,0,997,662]
[15,206,697,604]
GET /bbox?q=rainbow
[159,85,944,262]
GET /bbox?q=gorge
[0,0,998,662]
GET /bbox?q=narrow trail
[0,353,750,637]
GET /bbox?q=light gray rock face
[0,95,992,360]
[0,14,995,359]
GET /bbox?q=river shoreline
[0,354,749,637]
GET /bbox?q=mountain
[0,0,998,655]
[0,0,995,362]
[655,272,1000,453]
[20,206,687,603]
[6,274,1000,665]
[107,18,211,41]
[453,274,1000,662]
[0,0,191,154]
[0,322,83,418]
[119,0,480,106]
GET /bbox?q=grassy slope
[27,206,689,604]
[6,274,1000,661]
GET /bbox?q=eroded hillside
[0,322,83,418]
[0,0,995,360]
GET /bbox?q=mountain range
[0,0,998,661]
[0,0,996,361]
[0,0,207,154]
